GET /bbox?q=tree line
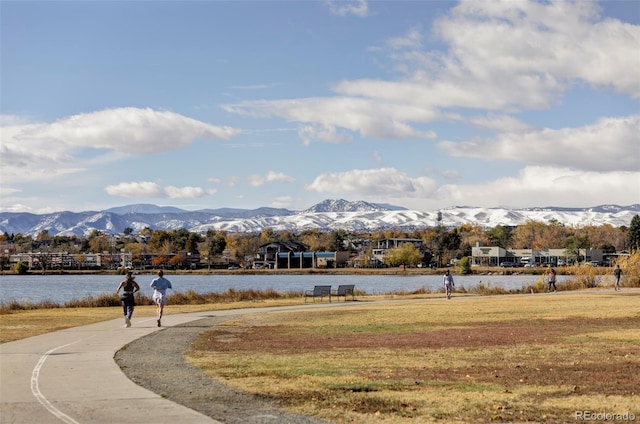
[2,216,639,269]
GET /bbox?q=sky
[1,0,639,215]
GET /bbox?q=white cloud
[298,124,352,145]
[104,181,215,199]
[437,166,640,209]
[248,171,295,187]
[439,115,640,172]
[0,203,35,213]
[271,196,293,208]
[105,182,164,197]
[224,97,439,142]
[226,0,638,141]
[385,27,423,50]
[436,0,640,98]
[306,168,437,198]
[326,0,368,18]
[0,108,240,184]
[304,165,639,211]
[21,107,239,154]
[466,114,534,133]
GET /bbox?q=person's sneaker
[157,319,161,327]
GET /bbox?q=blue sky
[1,0,639,214]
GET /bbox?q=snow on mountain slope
[0,200,637,236]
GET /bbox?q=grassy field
[186,291,640,423]
[2,289,638,423]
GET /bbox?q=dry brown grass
[0,297,308,343]
[187,291,640,423]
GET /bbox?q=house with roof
[254,241,350,269]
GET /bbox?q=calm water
[0,273,571,304]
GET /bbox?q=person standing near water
[443,269,455,300]
[150,270,172,327]
[115,271,140,328]
[547,268,557,293]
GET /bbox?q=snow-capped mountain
[0,200,638,237]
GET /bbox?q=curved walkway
[1,289,631,423]
[0,302,349,424]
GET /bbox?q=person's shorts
[153,292,168,306]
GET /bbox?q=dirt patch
[195,317,633,352]
[192,316,640,396]
[114,316,329,424]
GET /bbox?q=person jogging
[115,271,140,328]
[614,265,622,291]
[150,270,172,327]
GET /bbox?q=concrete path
[1,289,632,423]
[0,302,354,424]
[0,313,228,424]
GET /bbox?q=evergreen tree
[626,215,640,251]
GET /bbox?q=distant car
[228,265,240,270]
[523,263,536,268]
[500,262,517,267]
[588,261,600,267]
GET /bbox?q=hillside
[0,200,638,236]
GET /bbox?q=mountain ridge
[1,199,638,237]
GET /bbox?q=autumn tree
[579,224,626,251]
[148,230,175,254]
[384,243,423,267]
[36,230,52,244]
[169,253,187,269]
[456,224,486,249]
[299,229,325,251]
[511,221,564,249]
[88,234,111,253]
[232,234,263,264]
[260,228,277,244]
[485,225,512,248]
[124,241,148,269]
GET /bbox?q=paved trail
[0,302,346,424]
[1,289,633,423]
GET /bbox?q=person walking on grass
[150,270,172,327]
[614,265,622,291]
[115,271,140,328]
[443,269,455,299]
[547,268,557,293]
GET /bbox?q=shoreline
[0,265,602,277]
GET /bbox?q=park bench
[304,285,332,302]
[331,284,355,301]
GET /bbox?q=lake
[0,273,571,304]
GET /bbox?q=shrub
[615,250,640,288]
[13,261,28,274]
[458,257,472,275]
[469,280,508,295]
